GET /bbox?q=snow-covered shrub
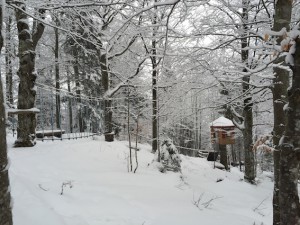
[155,138,182,173]
[253,136,274,173]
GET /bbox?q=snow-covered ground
[7,135,273,225]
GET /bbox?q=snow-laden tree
[155,138,182,173]
[271,0,292,224]
[277,25,300,225]
[0,3,13,225]
[191,0,277,182]
[7,0,46,147]
[5,8,16,107]
[52,1,148,139]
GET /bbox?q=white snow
[210,116,234,127]
[7,135,273,225]
[265,27,287,37]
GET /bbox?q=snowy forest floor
[7,134,273,225]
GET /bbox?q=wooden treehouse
[210,116,235,145]
[209,116,235,170]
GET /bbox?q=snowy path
[7,136,273,225]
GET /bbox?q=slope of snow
[7,135,273,225]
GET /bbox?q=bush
[156,138,182,173]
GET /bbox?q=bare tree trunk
[193,93,199,150]
[73,49,83,132]
[219,144,228,170]
[0,78,13,225]
[5,14,13,106]
[243,88,255,182]
[152,59,158,153]
[198,97,202,150]
[127,86,132,172]
[99,52,113,136]
[272,1,292,224]
[151,1,158,153]
[15,3,45,147]
[67,69,73,133]
[0,6,13,225]
[54,23,61,129]
[278,36,300,225]
[134,113,139,173]
[241,0,255,183]
[104,99,112,134]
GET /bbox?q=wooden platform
[36,130,65,138]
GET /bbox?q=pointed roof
[210,116,234,127]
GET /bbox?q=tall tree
[5,12,14,106]
[72,47,84,132]
[14,2,45,147]
[216,0,256,182]
[0,3,14,225]
[279,27,300,225]
[54,18,61,129]
[151,1,159,153]
[271,0,292,224]
[241,0,255,183]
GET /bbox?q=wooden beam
[7,108,40,115]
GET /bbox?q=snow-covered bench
[7,108,40,115]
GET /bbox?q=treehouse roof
[210,116,234,127]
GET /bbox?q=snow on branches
[264,24,300,66]
[252,136,274,154]
[154,138,182,173]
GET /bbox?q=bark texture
[152,50,158,153]
[55,24,61,129]
[0,81,13,225]
[67,70,73,133]
[0,6,14,225]
[279,36,300,225]
[5,14,13,106]
[15,4,45,147]
[241,0,255,183]
[151,3,158,153]
[272,1,292,224]
[73,49,84,132]
[219,144,228,170]
[243,89,255,182]
[100,52,113,135]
